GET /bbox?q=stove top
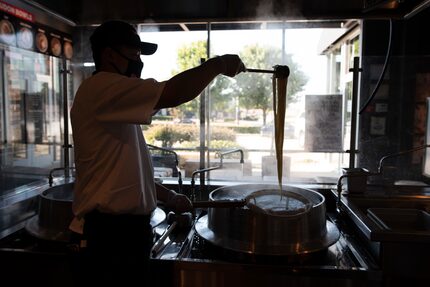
[0,209,383,287]
[155,211,375,267]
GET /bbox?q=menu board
[0,1,73,59]
[304,94,343,152]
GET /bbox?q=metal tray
[367,208,430,242]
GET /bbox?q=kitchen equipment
[25,182,166,242]
[151,212,193,257]
[367,207,430,242]
[341,168,370,193]
[195,184,339,256]
[25,182,75,242]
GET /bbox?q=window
[0,46,71,195]
[140,21,358,184]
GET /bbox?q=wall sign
[0,1,72,59]
[0,0,34,22]
[304,94,343,152]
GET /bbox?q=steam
[255,0,275,20]
[254,0,303,22]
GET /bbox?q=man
[69,20,245,285]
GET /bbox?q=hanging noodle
[272,72,288,195]
[244,66,290,214]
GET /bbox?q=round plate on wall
[36,32,48,53]
[63,41,73,59]
[0,19,16,45]
[50,37,61,56]
[17,27,34,49]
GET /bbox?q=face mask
[124,58,143,78]
[111,47,143,78]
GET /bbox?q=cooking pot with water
[195,184,339,256]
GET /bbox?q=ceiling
[28,0,429,26]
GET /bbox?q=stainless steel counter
[0,179,385,287]
[148,186,382,287]
[336,185,430,283]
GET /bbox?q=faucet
[189,149,244,201]
[48,166,75,187]
[190,165,222,202]
[219,148,244,167]
[336,144,430,212]
[376,145,430,175]
[147,144,183,193]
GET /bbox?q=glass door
[0,45,66,194]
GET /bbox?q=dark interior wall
[31,0,430,24]
[31,0,370,25]
[358,8,430,183]
[31,0,305,24]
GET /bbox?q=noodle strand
[272,74,288,205]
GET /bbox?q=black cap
[90,20,157,55]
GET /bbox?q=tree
[171,41,207,119]
[172,41,239,121]
[208,76,237,120]
[237,44,308,124]
[170,42,308,125]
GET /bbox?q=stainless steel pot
[195,184,339,256]
[25,182,75,242]
[25,182,166,242]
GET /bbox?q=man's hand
[218,54,246,77]
[165,190,193,214]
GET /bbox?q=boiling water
[247,192,310,216]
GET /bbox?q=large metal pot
[25,182,166,242]
[195,184,339,256]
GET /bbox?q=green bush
[145,124,197,147]
[210,126,236,141]
[145,125,239,147]
[175,125,198,141]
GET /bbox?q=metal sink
[338,188,430,277]
[340,191,430,242]
[366,208,430,242]
[346,195,430,212]
[368,208,430,231]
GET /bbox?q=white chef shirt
[69,72,166,234]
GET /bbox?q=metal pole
[203,22,211,192]
[61,58,70,178]
[246,68,275,74]
[348,57,362,168]
[199,56,207,191]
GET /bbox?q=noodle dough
[273,74,287,191]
